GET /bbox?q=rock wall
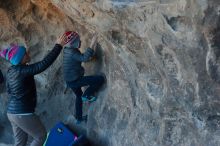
[0,0,220,146]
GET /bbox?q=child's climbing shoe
[81,96,89,102]
[82,96,97,102]
[88,96,97,102]
[75,115,87,125]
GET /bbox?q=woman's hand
[56,33,68,47]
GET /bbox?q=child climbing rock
[0,34,67,146]
[63,31,105,124]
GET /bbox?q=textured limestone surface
[0,0,220,146]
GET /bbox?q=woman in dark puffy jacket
[0,34,67,146]
[63,31,105,124]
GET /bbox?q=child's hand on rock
[90,56,97,61]
[90,33,98,49]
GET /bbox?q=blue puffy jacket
[63,47,94,82]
